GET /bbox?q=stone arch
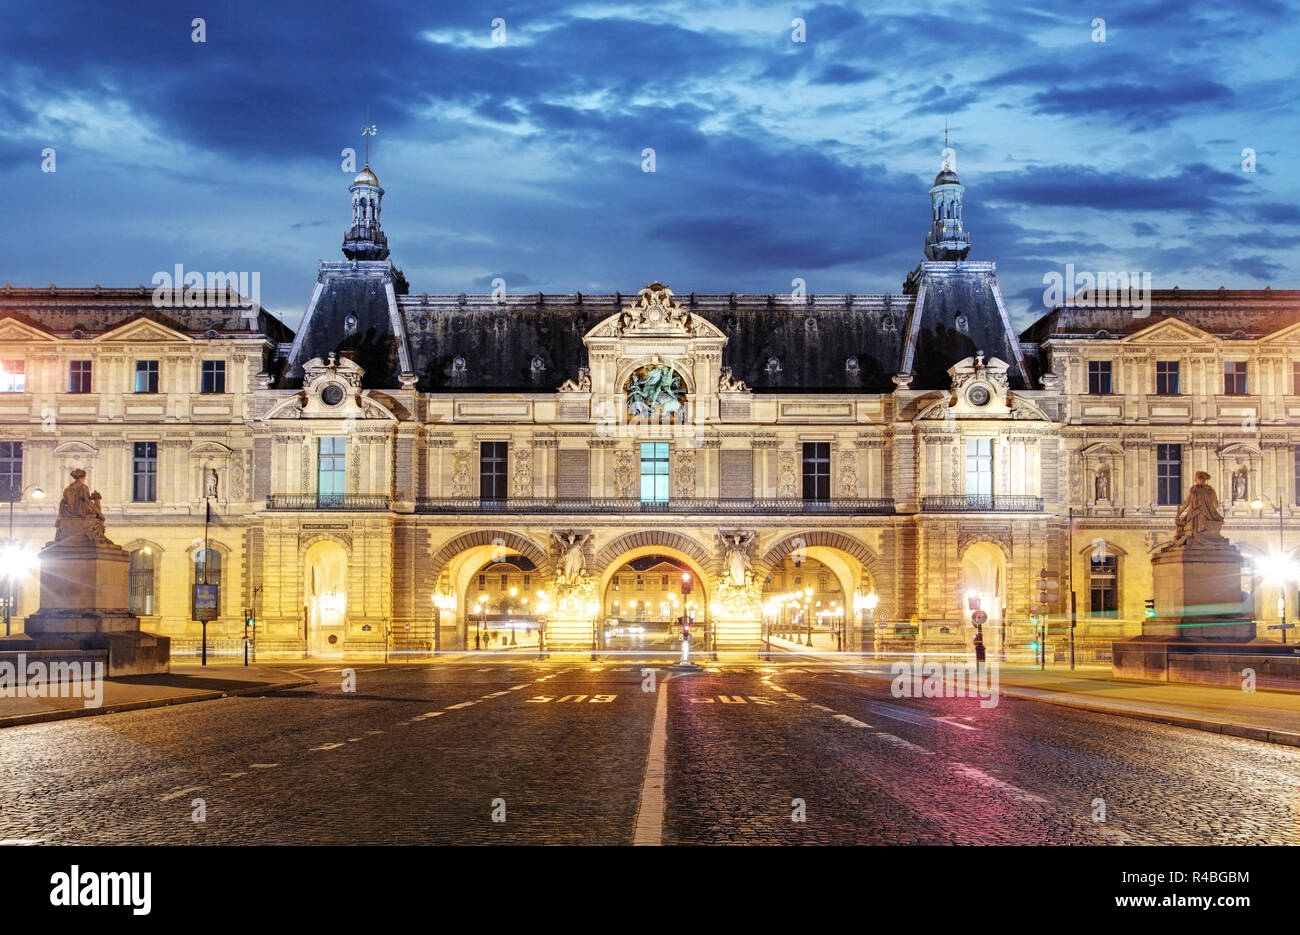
[957,535,1012,561]
[592,530,718,578]
[757,530,882,580]
[614,358,698,396]
[429,529,551,579]
[298,531,353,557]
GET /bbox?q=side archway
[429,530,551,580]
[593,530,719,579]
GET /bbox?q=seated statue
[1173,471,1224,546]
[53,469,110,545]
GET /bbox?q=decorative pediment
[0,318,57,343]
[93,317,193,344]
[1124,318,1214,345]
[916,353,1048,422]
[264,355,397,421]
[586,282,727,341]
[1256,319,1300,345]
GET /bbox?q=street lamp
[3,484,45,637]
[1250,493,1295,643]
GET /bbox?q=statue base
[3,536,171,675]
[1145,534,1254,641]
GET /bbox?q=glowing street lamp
[3,484,45,637]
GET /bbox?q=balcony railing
[413,497,895,515]
[920,495,1043,512]
[266,494,391,511]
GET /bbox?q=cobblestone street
[1,657,1296,845]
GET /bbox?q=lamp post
[3,484,45,637]
[1250,493,1294,642]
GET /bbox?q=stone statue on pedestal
[53,469,109,546]
[1172,471,1224,546]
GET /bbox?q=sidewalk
[0,664,315,729]
[767,639,1300,747]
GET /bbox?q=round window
[321,384,345,406]
[966,384,991,406]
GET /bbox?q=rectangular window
[132,442,157,502]
[1293,361,1300,395]
[200,360,226,394]
[640,442,669,502]
[1223,361,1247,395]
[801,442,831,501]
[636,575,644,591]
[1089,555,1118,617]
[0,360,25,393]
[500,574,507,589]
[68,360,92,394]
[523,574,530,589]
[0,441,22,502]
[134,360,159,393]
[1156,443,1182,506]
[479,441,508,501]
[965,438,993,498]
[317,436,346,499]
[1155,360,1179,395]
[1087,360,1112,395]
[478,574,486,589]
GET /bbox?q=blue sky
[4,0,1298,330]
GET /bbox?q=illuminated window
[0,360,25,393]
[1089,554,1118,617]
[965,438,993,498]
[640,442,669,502]
[317,437,345,500]
[129,549,155,615]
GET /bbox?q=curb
[0,677,315,730]
[993,684,1300,748]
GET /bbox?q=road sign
[193,584,219,622]
[971,610,988,625]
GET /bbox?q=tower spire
[341,134,389,261]
[923,139,970,261]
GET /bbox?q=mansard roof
[394,291,915,394]
[0,285,293,342]
[1021,289,1300,343]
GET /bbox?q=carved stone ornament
[613,282,694,336]
[558,367,592,393]
[718,367,751,393]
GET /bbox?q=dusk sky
[5,0,1298,330]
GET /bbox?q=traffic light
[1144,598,1155,619]
[244,608,256,638]
[1035,568,1060,607]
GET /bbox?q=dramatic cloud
[1,0,1296,330]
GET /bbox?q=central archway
[594,534,715,655]
[304,540,348,657]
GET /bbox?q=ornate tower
[342,165,389,260]
[923,152,971,261]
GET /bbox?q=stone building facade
[1,156,1296,657]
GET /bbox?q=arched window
[129,548,155,615]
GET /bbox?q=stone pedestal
[14,539,169,676]
[1114,530,1252,682]
[1148,538,1254,641]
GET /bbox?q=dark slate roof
[0,285,293,342]
[286,261,406,383]
[901,261,1030,390]
[394,292,915,393]
[1020,289,1300,342]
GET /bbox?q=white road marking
[633,673,677,847]
[446,701,475,709]
[933,716,980,731]
[509,684,530,690]
[481,691,509,698]
[159,786,204,802]
[875,733,934,754]
[311,743,345,751]
[950,764,1047,803]
[220,772,248,780]
[1089,824,1133,844]
[810,703,832,711]
[0,839,46,845]
[249,763,280,769]
[365,730,384,735]
[832,714,872,728]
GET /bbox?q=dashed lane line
[876,733,934,754]
[950,764,1047,804]
[633,673,678,847]
[832,714,872,729]
[311,743,345,751]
